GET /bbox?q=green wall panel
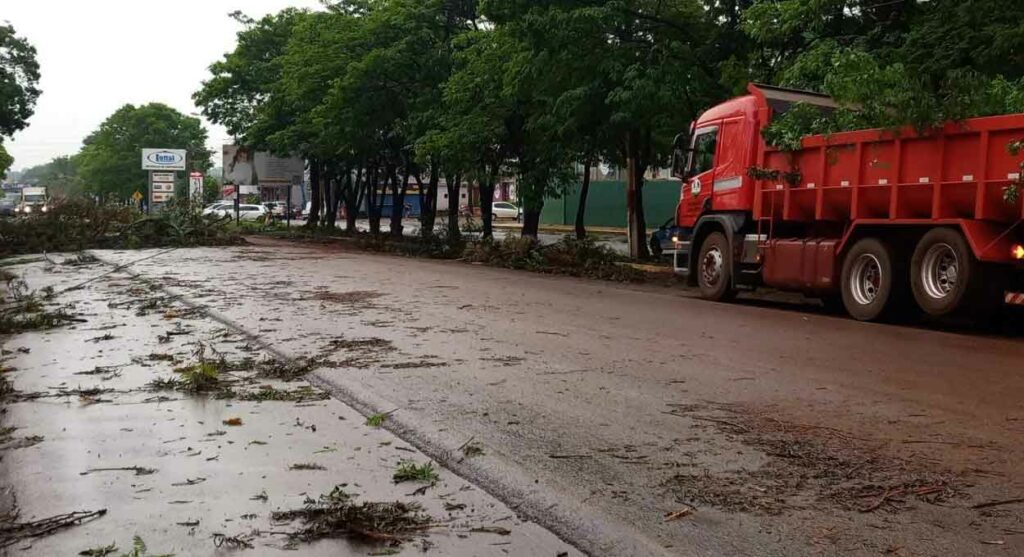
[540,180,680,228]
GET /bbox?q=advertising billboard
[222,145,304,192]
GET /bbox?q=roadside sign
[132,191,143,202]
[142,149,187,171]
[151,192,173,203]
[189,172,203,198]
[151,182,175,193]
[152,172,176,183]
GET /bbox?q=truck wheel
[910,227,987,318]
[697,231,735,301]
[841,238,897,321]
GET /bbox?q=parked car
[649,218,685,257]
[492,201,521,221]
[0,198,16,217]
[238,204,269,221]
[202,202,232,218]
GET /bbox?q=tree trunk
[348,166,363,234]
[521,208,541,238]
[368,166,382,235]
[479,166,498,240]
[629,145,651,260]
[390,168,410,238]
[325,164,338,229]
[419,162,439,238]
[446,173,461,240]
[306,158,321,228]
[625,134,649,259]
[575,159,592,240]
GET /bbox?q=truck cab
[17,186,49,215]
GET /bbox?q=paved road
[96,240,1024,556]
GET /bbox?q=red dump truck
[670,84,1024,321]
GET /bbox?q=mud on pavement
[68,241,1024,557]
[0,253,579,556]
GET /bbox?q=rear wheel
[910,227,999,319]
[841,238,898,321]
[697,231,735,301]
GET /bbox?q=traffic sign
[132,191,143,202]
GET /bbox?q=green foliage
[17,155,81,195]
[76,104,211,200]
[0,143,12,177]
[0,23,41,138]
[0,196,240,257]
[119,535,173,557]
[392,460,439,483]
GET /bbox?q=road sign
[151,182,174,193]
[151,192,173,203]
[189,172,204,198]
[132,191,143,202]
[152,172,176,183]
[142,149,187,171]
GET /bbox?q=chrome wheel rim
[701,247,724,287]
[921,243,958,300]
[850,254,882,306]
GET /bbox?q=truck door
[681,125,719,222]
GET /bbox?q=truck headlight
[23,206,31,214]
[41,206,48,213]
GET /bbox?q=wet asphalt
[3,242,1024,556]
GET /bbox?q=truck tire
[910,227,991,318]
[841,238,898,321]
[696,231,735,301]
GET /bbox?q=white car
[238,204,269,221]
[492,202,521,221]
[201,203,232,218]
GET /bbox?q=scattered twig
[971,497,1024,510]
[664,506,696,521]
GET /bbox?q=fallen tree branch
[0,509,107,547]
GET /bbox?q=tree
[76,104,211,200]
[18,155,80,195]
[0,23,42,174]
[482,0,717,254]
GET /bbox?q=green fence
[540,180,680,228]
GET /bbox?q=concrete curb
[88,249,676,557]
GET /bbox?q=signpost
[142,148,187,213]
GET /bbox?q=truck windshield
[24,195,45,203]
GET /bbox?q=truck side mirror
[671,132,691,179]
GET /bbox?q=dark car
[649,218,685,257]
[0,198,15,217]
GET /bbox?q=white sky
[4,0,322,171]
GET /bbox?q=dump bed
[751,89,1024,228]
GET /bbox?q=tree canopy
[76,103,211,200]
[193,0,1024,256]
[0,23,41,175]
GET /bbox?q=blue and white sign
[142,148,187,171]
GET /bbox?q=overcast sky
[5,0,322,171]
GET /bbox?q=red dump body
[678,84,1024,266]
